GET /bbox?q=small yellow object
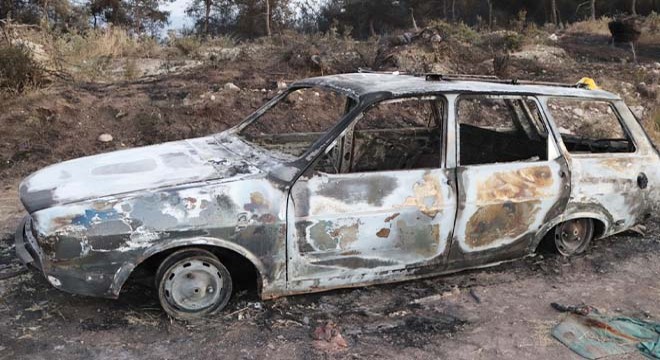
[577,77,600,90]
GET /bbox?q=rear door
[286,96,458,291]
[449,94,570,268]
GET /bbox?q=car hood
[19,136,263,213]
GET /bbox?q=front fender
[110,236,270,298]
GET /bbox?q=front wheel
[156,248,233,320]
[553,218,595,256]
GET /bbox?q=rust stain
[331,223,360,250]
[599,158,632,172]
[384,213,400,222]
[183,197,197,209]
[402,173,444,218]
[463,166,552,248]
[310,220,361,251]
[376,228,391,238]
[477,166,552,202]
[244,192,269,212]
[581,317,640,342]
[465,201,540,247]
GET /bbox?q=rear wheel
[553,218,594,256]
[156,248,232,320]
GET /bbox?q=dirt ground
[1,28,660,359]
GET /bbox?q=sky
[163,0,194,30]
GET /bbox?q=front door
[449,94,570,268]
[286,96,458,291]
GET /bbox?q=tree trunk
[265,0,271,37]
[451,0,456,21]
[550,0,557,25]
[590,0,596,20]
[42,0,49,27]
[631,0,637,15]
[410,7,418,31]
[486,0,493,29]
[442,0,447,19]
[369,18,375,36]
[204,0,211,36]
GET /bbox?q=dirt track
[0,177,658,359]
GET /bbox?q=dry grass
[648,108,660,146]
[566,17,613,36]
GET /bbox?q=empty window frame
[314,96,445,174]
[457,95,548,166]
[546,98,635,154]
[238,88,353,157]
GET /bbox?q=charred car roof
[292,73,621,100]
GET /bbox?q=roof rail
[355,69,589,89]
[424,73,585,89]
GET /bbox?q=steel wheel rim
[555,219,591,255]
[163,259,224,312]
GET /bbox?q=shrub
[173,37,202,56]
[0,44,44,93]
[565,17,612,35]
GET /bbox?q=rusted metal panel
[286,168,457,291]
[449,160,568,267]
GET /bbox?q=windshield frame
[227,85,359,162]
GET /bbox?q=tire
[156,248,232,320]
[553,218,595,256]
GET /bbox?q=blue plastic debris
[551,304,660,359]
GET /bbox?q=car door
[448,94,570,269]
[544,97,651,233]
[286,96,458,291]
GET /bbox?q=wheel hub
[163,260,223,311]
[555,219,592,255]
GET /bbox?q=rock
[572,108,585,118]
[630,105,645,119]
[636,82,658,100]
[210,94,216,101]
[98,133,113,143]
[277,81,287,90]
[548,33,559,41]
[115,111,127,119]
[224,82,241,92]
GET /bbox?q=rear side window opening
[547,98,636,154]
[457,95,549,166]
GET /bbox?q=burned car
[15,73,660,319]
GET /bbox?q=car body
[15,73,660,317]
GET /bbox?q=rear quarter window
[547,98,636,154]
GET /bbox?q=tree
[264,0,270,36]
[486,0,493,29]
[550,0,558,25]
[590,0,596,20]
[631,0,637,15]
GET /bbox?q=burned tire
[156,248,232,320]
[553,218,595,256]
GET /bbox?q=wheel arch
[531,211,610,251]
[109,237,269,298]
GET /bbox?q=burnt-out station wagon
[15,73,660,319]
